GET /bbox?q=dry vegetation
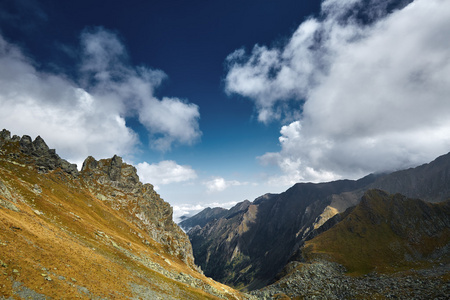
[0,140,245,299]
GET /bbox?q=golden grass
[0,151,244,299]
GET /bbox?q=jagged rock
[0,129,78,176]
[79,154,197,268]
[108,155,123,181]
[0,129,11,146]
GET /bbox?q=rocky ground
[251,260,449,299]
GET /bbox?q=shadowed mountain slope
[251,190,449,299]
[304,189,450,275]
[187,176,378,290]
[185,152,450,291]
[370,153,450,202]
[0,129,247,299]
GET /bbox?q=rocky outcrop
[0,129,78,176]
[79,154,196,268]
[0,129,247,299]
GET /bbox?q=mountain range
[181,151,450,293]
[1,128,449,299]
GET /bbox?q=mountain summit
[0,129,247,299]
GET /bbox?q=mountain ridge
[183,151,450,291]
[0,129,248,299]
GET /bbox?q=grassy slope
[0,143,243,299]
[304,189,450,276]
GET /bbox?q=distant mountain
[369,152,450,202]
[187,176,379,290]
[0,129,246,299]
[252,189,450,299]
[180,207,229,232]
[184,151,450,291]
[179,200,253,232]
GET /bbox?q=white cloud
[138,97,201,151]
[80,27,202,152]
[0,27,201,166]
[0,34,138,167]
[227,0,450,183]
[203,177,247,193]
[136,160,197,188]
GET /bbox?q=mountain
[252,189,450,299]
[186,175,379,290]
[0,129,247,299]
[179,207,229,232]
[184,152,450,291]
[179,200,254,232]
[369,153,450,202]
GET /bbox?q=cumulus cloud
[0,27,201,166]
[136,160,197,189]
[226,0,450,183]
[79,28,202,152]
[0,34,138,166]
[203,177,247,193]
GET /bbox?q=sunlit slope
[304,189,450,275]
[0,130,245,299]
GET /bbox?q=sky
[1,0,450,222]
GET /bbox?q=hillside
[252,190,450,299]
[0,129,247,299]
[304,189,450,274]
[184,152,450,291]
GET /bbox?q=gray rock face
[79,154,198,269]
[108,155,123,181]
[0,129,11,145]
[0,129,78,176]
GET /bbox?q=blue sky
[1,0,450,221]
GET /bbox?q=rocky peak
[0,129,19,146]
[79,154,197,268]
[108,155,123,181]
[81,155,140,192]
[0,129,78,176]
